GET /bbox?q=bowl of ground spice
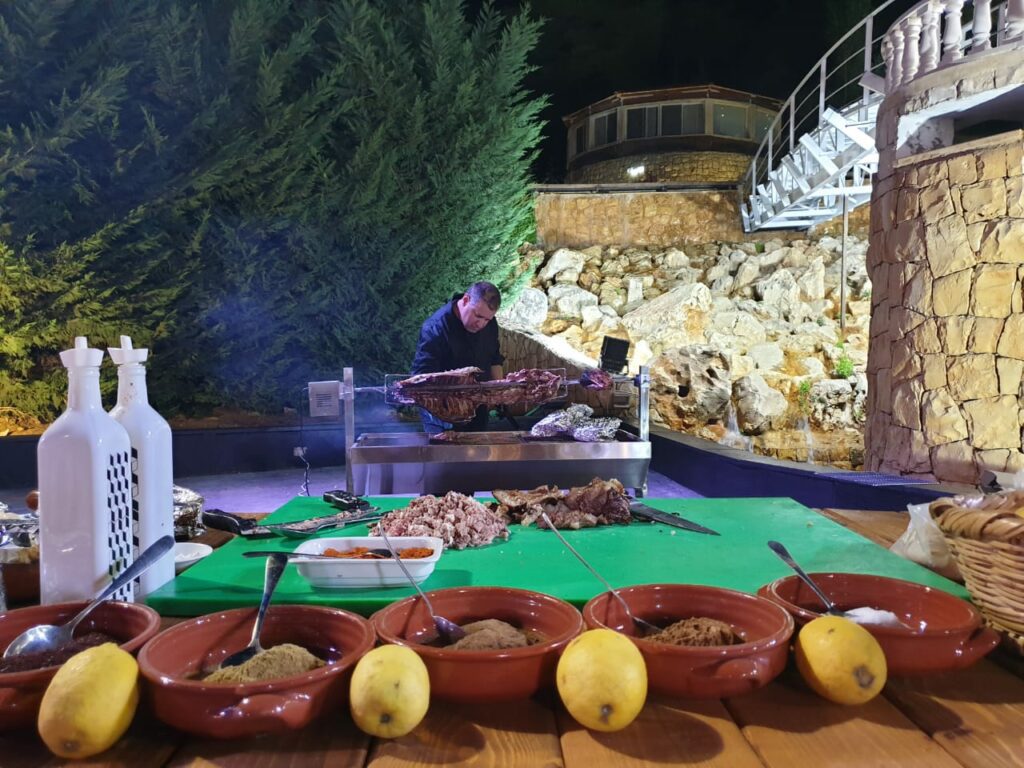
[137,604,375,739]
[0,600,160,730]
[582,584,794,699]
[371,586,584,703]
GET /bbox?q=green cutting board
[146,496,968,617]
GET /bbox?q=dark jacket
[411,294,504,377]
[410,293,504,432]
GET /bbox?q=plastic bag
[889,502,962,581]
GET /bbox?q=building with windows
[563,85,781,184]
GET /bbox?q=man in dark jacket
[411,281,504,432]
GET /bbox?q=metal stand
[343,367,355,493]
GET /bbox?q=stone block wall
[567,151,752,184]
[865,129,1024,483]
[534,190,749,249]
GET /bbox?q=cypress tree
[0,0,546,419]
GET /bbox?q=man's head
[456,281,501,333]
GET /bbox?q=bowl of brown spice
[138,604,374,739]
[370,586,584,702]
[0,600,160,730]
[582,583,794,699]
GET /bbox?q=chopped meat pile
[491,478,632,530]
[644,617,741,647]
[370,492,510,550]
[392,368,562,423]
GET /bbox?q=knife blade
[629,501,720,536]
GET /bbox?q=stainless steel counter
[348,431,650,496]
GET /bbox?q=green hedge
[0,0,545,419]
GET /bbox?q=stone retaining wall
[866,125,1024,482]
[567,151,752,184]
[535,190,752,249]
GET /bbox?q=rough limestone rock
[622,283,712,355]
[755,269,803,322]
[797,257,826,301]
[650,346,732,430]
[538,248,586,283]
[734,373,788,435]
[705,310,767,353]
[498,287,548,329]
[809,379,855,430]
[548,284,598,319]
[749,342,785,371]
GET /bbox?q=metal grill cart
[341,366,651,496]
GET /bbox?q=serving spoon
[540,512,660,636]
[377,528,465,644]
[4,535,175,659]
[219,552,289,669]
[767,540,907,628]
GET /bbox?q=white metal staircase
[742,0,1023,232]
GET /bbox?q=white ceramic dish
[292,536,443,589]
[174,542,213,573]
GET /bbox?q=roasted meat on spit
[393,367,561,423]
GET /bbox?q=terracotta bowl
[0,600,160,730]
[582,584,794,699]
[138,605,375,739]
[370,586,584,703]
[757,572,999,676]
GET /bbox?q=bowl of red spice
[0,600,160,730]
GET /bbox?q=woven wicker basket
[930,491,1024,649]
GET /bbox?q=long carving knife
[629,501,720,536]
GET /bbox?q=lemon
[795,615,887,705]
[557,628,647,732]
[349,645,430,738]
[37,643,139,759]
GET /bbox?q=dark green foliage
[0,0,545,419]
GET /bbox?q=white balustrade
[884,0,1024,90]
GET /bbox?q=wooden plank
[724,668,963,768]
[368,697,562,768]
[885,660,1024,768]
[0,712,180,767]
[817,508,909,549]
[168,714,370,767]
[558,695,765,768]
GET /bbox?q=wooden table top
[5,507,1024,768]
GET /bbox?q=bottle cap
[108,335,149,365]
[58,336,104,369]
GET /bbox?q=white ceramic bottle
[38,337,135,604]
[108,335,175,598]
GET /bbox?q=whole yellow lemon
[349,644,430,738]
[37,643,139,759]
[557,628,647,732]
[795,615,887,705]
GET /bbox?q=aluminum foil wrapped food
[530,404,620,442]
[173,485,206,540]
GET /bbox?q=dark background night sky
[476,0,902,180]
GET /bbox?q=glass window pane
[661,105,682,135]
[594,115,607,146]
[606,112,617,143]
[753,110,774,142]
[713,103,748,138]
[626,108,645,140]
[646,107,658,137]
[681,103,704,134]
[575,124,587,154]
